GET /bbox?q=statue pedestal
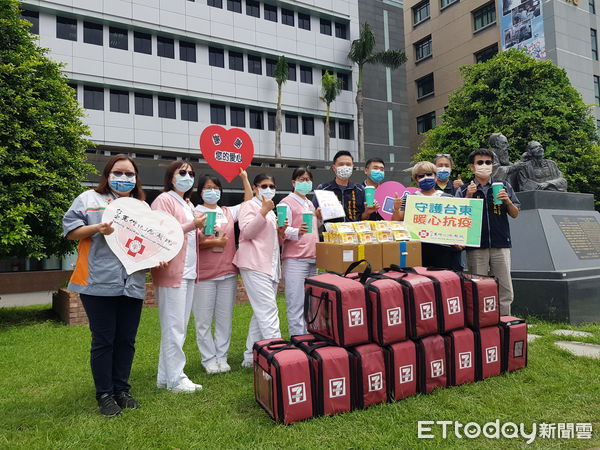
[510,191,600,324]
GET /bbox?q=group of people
[62,147,520,417]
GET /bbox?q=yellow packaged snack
[339,232,359,244]
[352,221,372,233]
[393,230,410,241]
[357,231,377,244]
[372,221,392,232]
[376,230,394,242]
[331,222,355,233]
[388,221,406,231]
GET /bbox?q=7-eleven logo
[329,377,346,398]
[399,365,414,384]
[420,302,434,321]
[483,296,497,313]
[486,346,498,364]
[348,308,364,327]
[459,352,472,369]
[287,382,306,405]
[368,372,383,392]
[430,359,444,378]
[447,297,461,315]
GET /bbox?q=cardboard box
[316,243,383,273]
[381,240,422,269]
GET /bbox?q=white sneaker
[241,359,253,369]
[170,378,202,393]
[218,361,231,373]
[204,362,220,374]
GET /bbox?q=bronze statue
[489,132,520,187]
[515,141,567,191]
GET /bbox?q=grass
[0,298,599,449]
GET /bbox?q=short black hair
[365,158,385,168]
[291,167,313,181]
[333,150,353,163]
[468,148,495,164]
[253,173,275,186]
[196,174,222,196]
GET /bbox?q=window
[475,43,498,63]
[298,12,311,30]
[338,72,351,91]
[300,66,313,84]
[227,0,242,13]
[288,63,297,81]
[591,0,596,14]
[180,40,196,62]
[265,58,278,77]
[264,4,278,22]
[229,51,244,71]
[157,36,175,58]
[246,0,260,17]
[335,22,348,39]
[416,73,434,99]
[110,89,129,113]
[56,16,77,41]
[181,99,198,122]
[248,55,262,74]
[230,107,245,127]
[339,121,353,140]
[412,1,430,26]
[282,8,294,26]
[249,109,264,129]
[320,18,332,35]
[415,36,432,62]
[302,117,314,135]
[473,2,496,31]
[158,96,176,119]
[134,31,152,54]
[210,104,226,125]
[285,115,298,134]
[593,29,598,61]
[208,0,223,7]
[21,10,39,35]
[417,111,436,133]
[440,0,458,9]
[109,27,128,50]
[83,22,103,45]
[83,86,103,110]
[328,119,336,138]
[135,93,153,116]
[268,112,276,131]
[595,76,600,106]
[209,47,225,67]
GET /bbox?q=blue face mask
[436,167,451,181]
[202,189,221,205]
[418,177,436,191]
[369,169,385,183]
[109,180,136,193]
[295,181,313,195]
[174,174,194,193]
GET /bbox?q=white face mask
[474,164,493,178]
[335,165,353,180]
[259,187,276,201]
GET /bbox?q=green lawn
[1,298,599,449]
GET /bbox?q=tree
[273,55,288,160]
[0,0,94,259]
[320,71,342,160]
[414,49,600,208]
[348,22,406,162]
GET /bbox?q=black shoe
[97,393,122,417]
[114,391,140,409]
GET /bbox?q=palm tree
[273,55,288,159]
[320,71,342,160]
[348,22,406,162]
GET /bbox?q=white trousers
[240,269,281,362]
[157,279,195,388]
[283,258,317,336]
[192,275,237,367]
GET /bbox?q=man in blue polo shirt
[313,151,379,222]
[456,148,520,315]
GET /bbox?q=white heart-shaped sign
[102,197,184,275]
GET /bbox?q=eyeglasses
[178,170,195,177]
[475,160,493,166]
[416,172,434,179]
[436,153,451,158]
[259,184,276,189]
[111,171,135,178]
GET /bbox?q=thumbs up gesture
[466,180,477,198]
[260,195,275,216]
[453,173,464,189]
[393,192,403,212]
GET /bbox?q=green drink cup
[302,211,313,234]
[276,204,287,227]
[492,182,504,205]
[365,185,375,207]
[204,210,217,235]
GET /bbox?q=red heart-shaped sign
[199,125,254,183]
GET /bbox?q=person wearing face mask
[279,168,319,337]
[62,154,147,416]
[434,154,463,196]
[313,151,379,223]
[192,169,252,374]
[391,161,462,269]
[361,158,386,220]
[151,161,207,393]
[233,174,287,368]
[456,148,520,315]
